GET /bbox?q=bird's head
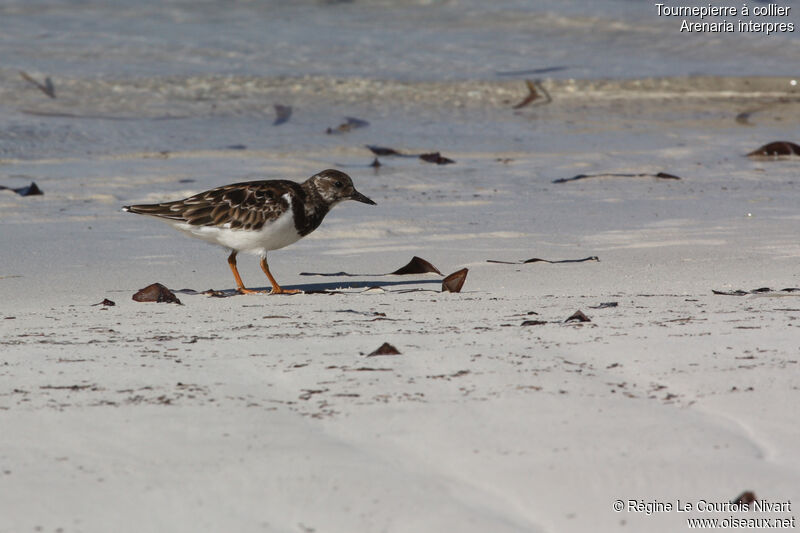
[307,169,376,206]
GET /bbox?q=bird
[123,169,376,294]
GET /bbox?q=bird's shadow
[176,277,442,297]
[287,278,441,293]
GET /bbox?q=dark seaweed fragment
[132,283,182,304]
[391,256,443,276]
[367,342,401,357]
[442,268,468,293]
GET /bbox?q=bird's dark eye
[334,181,343,188]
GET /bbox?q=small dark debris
[40,384,93,391]
[419,152,455,165]
[366,145,454,164]
[226,144,247,150]
[442,268,468,293]
[273,104,292,126]
[565,310,590,323]
[747,141,800,158]
[521,320,547,326]
[0,182,43,196]
[202,289,230,298]
[590,302,618,309]
[327,117,369,134]
[91,299,115,307]
[366,145,402,156]
[488,255,599,265]
[712,289,749,296]
[553,172,681,184]
[732,491,757,507]
[299,389,327,401]
[523,256,599,264]
[20,70,55,98]
[367,342,401,357]
[132,283,182,304]
[391,256,442,275]
[713,287,800,296]
[299,271,350,277]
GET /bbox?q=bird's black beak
[350,190,376,205]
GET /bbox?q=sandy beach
[2,1,800,532]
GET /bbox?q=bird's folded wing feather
[129,181,296,231]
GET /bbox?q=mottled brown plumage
[123,169,375,294]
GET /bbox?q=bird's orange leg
[228,251,264,294]
[260,255,301,295]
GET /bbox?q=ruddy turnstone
[123,169,375,294]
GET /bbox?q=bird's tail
[122,203,184,220]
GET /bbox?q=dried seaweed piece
[487,255,599,265]
[713,287,800,295]
[442,268,468,293]
[747,141,800,158]
[521,320,547,326]
[419,152,455,165]
[366,145,402,156]
[19,71,55,98]
[524,256,598,264]
[326,117,369,134]
[367,342,401,357]
[565,310,590,323]
[732,491,756,507]
[16,182,43,196]
[553,172,681,184]
[132,283,182,304]
[273,104,292,126]
[202,289,231,298]
[0,182,43,196]
[712,289,749,296]
[299,389,327,400]
[589,302,617,309]
[391,256,442,275]
[512,79,551,109]
[91,299,116,307]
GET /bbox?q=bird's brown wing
[125,180,301,231]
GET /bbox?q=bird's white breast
[170,195,303,255]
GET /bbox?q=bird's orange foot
[237,287,268,295]
[269,287,302,295]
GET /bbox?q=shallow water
[1,0,798,161]
[1,0,798,80]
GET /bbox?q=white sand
[2,76,800,532]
